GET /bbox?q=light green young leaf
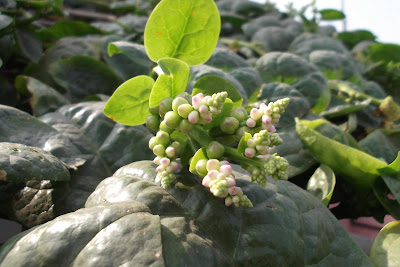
[370,221,400,267]
[144,0,221,66]
[192,75,243,108]
[319,9,346,21]
[149,57,189,108]
[104,75,154,126]
[307,164,336,206]
[189,148,208,175]
[296,118,387,189]
[237,132,252,155]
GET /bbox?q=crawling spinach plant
[103,0,290,207]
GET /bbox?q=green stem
[328,80,383,106]
[219,38,266,56]
[188,125,265,169]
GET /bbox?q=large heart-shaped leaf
[144,0,221,66]
[0,161,373,266]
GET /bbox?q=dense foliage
[0,0,399,266]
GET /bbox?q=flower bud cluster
[190,92,228,125]
[244,130,282,158]
[246,154,289,187]
[197,159,253,208]
[246,97,290,132]
[149,130,182,188]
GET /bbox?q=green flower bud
[156,131,170,146]
[149,106,160,116]
[159,97,173,118]
[164,111,182,129]
[177,104,194,119]
[165,146,175,158]
[153,144,165,157]
[231,107,248,122]
[195,159,208,176]
[149,137,157,150]
[176,92,192,105]
[206,141,225,159]
[146,115,160,132]
[171,141,182,155]
[178,119,194,134]
[159,121,174,134]
[220,117,240,135]
[172,97,189,113]
[206,159,221,171]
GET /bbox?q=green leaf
[360,129,400,164]
[295,118,387,189]
[14,75,68,117]
[0,161,373,266]
[307,164,336,206]
[144,0,221,66]
[105,40,153,81]
[149,57,189,108]
[237,132,252,154]
[104,75,154,126]
[192,75,243,108]
[189,148,208,175]
[319,9,346,21]
[370,221,400,267]
[372,177,400,219]
[49,55,121,103]
[16,30,43,63]
[0,142,70,182]
[0,14,13,31]
[320,98,371,118]
[37,21,103,41]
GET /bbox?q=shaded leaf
[0,142,70,183]
[37,21,103,40]
[49,56,121,103]
[360,129,400,164]
[16,30,43,64]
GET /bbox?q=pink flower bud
[207,170,219,179]
[220,160,230,166]
[206,159,221,171]
[264,106,272,115]
[188,110,199,124]
[156,165,165,173]
[270,126,276,133]
[259,103,267,112]
[257,145,269,155]
[246,118,256,128]
[198,105,209,114]
[160,157,170,167]
[219,164,232,176]
[247,138,256,148]
[166,166,174,173]
[171,161,180,170]
[153,156,161,165]
[165,147,175,158]
[262,115,272,124]
[244,147,256,158]
[225,196,233,207]
[228,186,238,195]
[226,177,236,187]
[192,94,203,109]
[250,108,262,121]
[232,196,240,203]
[202,176,211,187]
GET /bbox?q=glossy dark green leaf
[105,39,153,81]
[0,14,13,31]
[367,43,400,64]
[16,30,43,64]
[149,57,189,108]
[0,142,70,183]
[14,75,68,117]
[372,177,400,219]
[296,118,387,189]
[370,221,400,267]
[192,75,243,108]
[251,26,295,52]
[229,67,262,98]
[0,105,85,168]
[49,55,121,103]
[360,129,400,164]
[0,161,373,266]
[144,0,221,66]
[37,21,103,41]
[307,164,336,206]
[336,30,376,49]
[205,47,250,71]
[319,9,345,21]
[104,75,154,126]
